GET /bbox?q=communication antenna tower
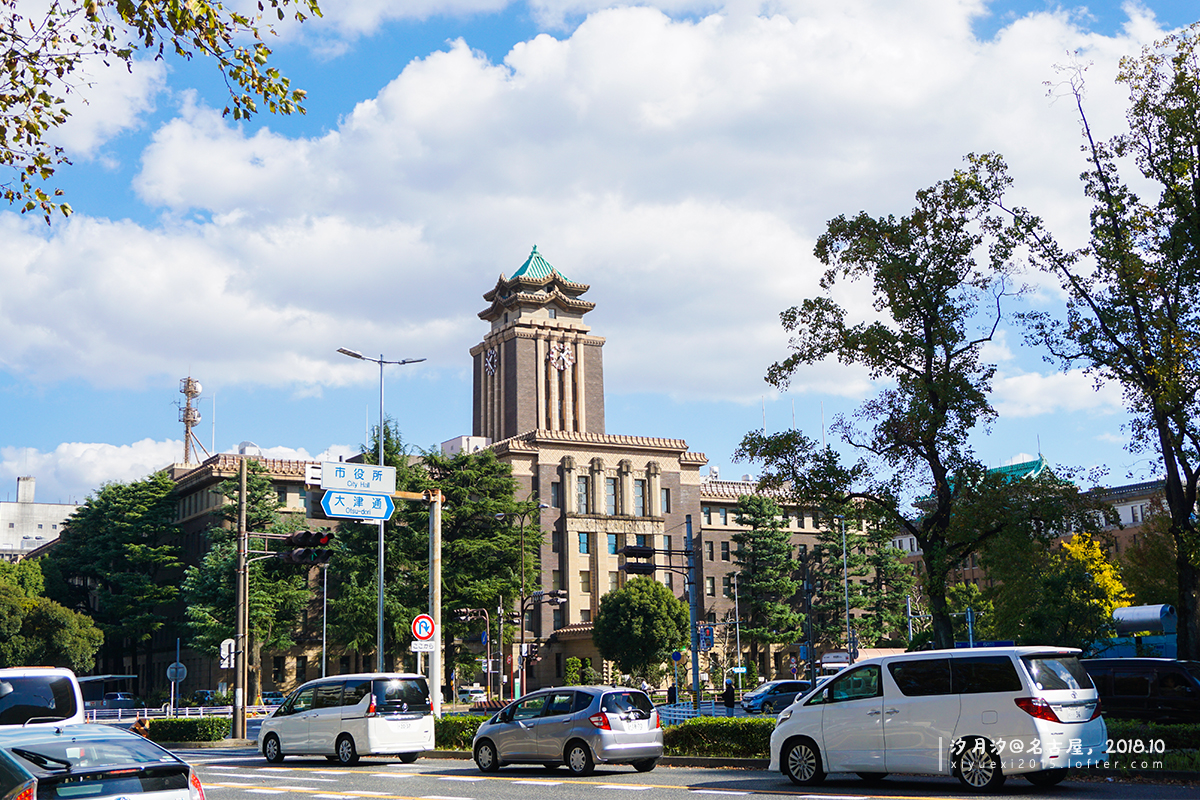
[179,377,210,464]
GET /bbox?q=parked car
[457,686,487,704]
[741,680,811,714]
[1082,658,1200,724]
[0,666,85,727]
[0,723,206,800]
[472,685,661,776]
[260,691,286,706]
[769,646,1107,791]
[257,673,433,765]
[103,692,141,710]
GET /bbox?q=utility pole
[233,458,247,739]
[429,489,442,717]
[686,514,701,709]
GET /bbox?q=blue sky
[1,1,1194,505]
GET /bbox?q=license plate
[626,720,647,732]
[392,720,411,729]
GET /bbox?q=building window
[51,524,57,530]
[552,570,561,590]
[581,609,592,623]
[6,523,12,528]
[664,535,672,552]
[664,572,674,590]
[633,479,646,517]
[552,530,561,553]
[553,608,564,629]
[296,656,307,685]
[551,482,562,508]
[798,543,807,558]
[607,533,618,554]
[273,656,285,684]
[609,571,619,592]
[719,508,727,525]
[579,532,590,554]
[548,308,557,319]
[721,541,730,561]
[580,570,591,593]
[797,511,806,529]
[635,534,648,547]
[702,507,711,524]
[339,655,350,674]
[277,488,287,506]
[555,653,563,676]
[705,541,714,561]
[577,476,589,514]
[722,575,732,596]
[605,477,617,515]
[37,524,43,530]
[661,487,670,514]
[706,612,717,623]
[705,576,715,596]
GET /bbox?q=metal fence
[86,705,271,723]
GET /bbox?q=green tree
[593,576,689,677]
[730,495,802,673]
[736,160,1025,649]
[986,25,1200,659]
[0,560,102,671]
[181,459,309,699]
[1,0,320,221]
[1122,507,1178,606]
[42,472,179,693]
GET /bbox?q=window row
[550,479,670,517]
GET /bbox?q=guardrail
[655,700,734,726]
[86,705,274,723]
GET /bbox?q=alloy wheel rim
[569,747,586,771]
[788,745,815,780]
[961,749,994,787]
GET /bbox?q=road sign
[321,489,396,520]
[731,666,746,674]
[320,462,397,494]
[671,650,682,662]
[410,640,436,652]
[166,661,187,683]
[219,638,235,669]
[412,614,436,641]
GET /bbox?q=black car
[1081,657,1200,723]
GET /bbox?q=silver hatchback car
[472,686,662,776]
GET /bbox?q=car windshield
[0,676,78,726]
[7,735,179,773]
[1022,655,1092,691]
[373,678,430,713]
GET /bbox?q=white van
[769,647,1107,791]
[257,673,434,765]
[0,667,85,728]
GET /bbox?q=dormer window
[548,308,557,319]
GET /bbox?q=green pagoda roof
[511,245,569,282]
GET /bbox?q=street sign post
[410,640,436,652]
[412,613,436,641]
[321,490,396,520]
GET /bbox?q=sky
[1,0,1196,505]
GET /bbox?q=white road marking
[599,786,652,791]
[438,777,484,782]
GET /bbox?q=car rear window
[1022,655,1093,691]
[601,691,652,715]
[0,675,78,725]
[372,678,430,713]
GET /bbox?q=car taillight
[1015,697,1063,723]
[655,712,661,729]
[367,697,377,716]
[189,769,206,800]
[588,712,611,730]
[3,779,35,800]
[1089,697,1103,721]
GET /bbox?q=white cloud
[993,368,1124,418]
[47,56,167,158]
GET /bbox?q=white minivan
[258,673,434,765]
[769,647,1107,791]
[0,667,85,728]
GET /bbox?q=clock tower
[470,246,606,442]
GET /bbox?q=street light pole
[839,515,853,665]
[337,348,426,672]
[496,503,548,696]
[732,572,742,691]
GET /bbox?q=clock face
[484,348,498,375]
[549,342,575,371]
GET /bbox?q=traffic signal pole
[686,514,701,709]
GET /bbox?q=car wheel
[398,753,419,764]
[763,701,774,714]
[954,738,1005,791]
[262,734,284,764]
[856,772,888,783]
[565,741,595,776]
[632,758,657,773]
[1025,769,1068,787]
[474,741,500,773]
[783,739,825,786]
[336,734,360,766]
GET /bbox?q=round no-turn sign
[412,614,436,641]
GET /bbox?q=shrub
[1105,720,1200,750]
[144,717,231,743]
[662,717,774,758]
[435,715,489,750]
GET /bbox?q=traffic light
[618,545,655,559]
[618,544,656,575]
[277,529,335,564]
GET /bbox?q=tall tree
[730,495,802,673]
[593,576,689,678]
[42,472,179,693]
[0,560,103,671]
[1,0,320,221]
[1122,506,1178,607]
[985,24,1200,658]
[736,160,1024,649]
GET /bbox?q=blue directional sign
[321,489,396,520]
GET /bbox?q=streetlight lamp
[495,502,549,695]
[337,347,426,672]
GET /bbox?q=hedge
[662,717,775,758]
[144,717,231,743]
[435,715,490,750]
[1104,720,1200,751]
